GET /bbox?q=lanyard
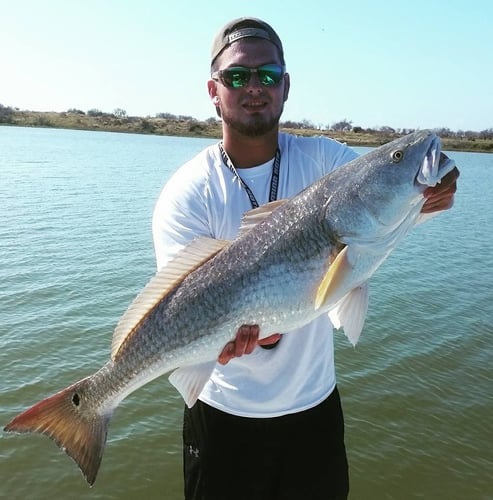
[218,142,281,209]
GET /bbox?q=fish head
[325,130,456,244]
[315,130,456,317]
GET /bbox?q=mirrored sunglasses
[212,64,285,89]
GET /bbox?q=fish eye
[391,150,404,162]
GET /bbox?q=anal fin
[328,282,369,346]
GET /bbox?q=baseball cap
[210,17,285,67]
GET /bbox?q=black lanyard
[218,142,281,209]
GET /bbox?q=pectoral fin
[168,361,217,408]
[315,246,351,310]
[328,282,369,346]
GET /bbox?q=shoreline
[1,109,492,153]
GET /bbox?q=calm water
[0,126,492,500]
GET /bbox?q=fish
[4,130,456,486]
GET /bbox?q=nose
[244,71,263,93]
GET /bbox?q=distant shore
[1,107,492,153]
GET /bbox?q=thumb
[258,333,282,346]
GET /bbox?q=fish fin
[168,361,217,408]
[328,283,369,346]
[237,200,288,237]
[414,211,440,225]
[3,378,111,486]
[111,237,229,360]
[315,246,351,310]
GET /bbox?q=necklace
[218,142,281,209]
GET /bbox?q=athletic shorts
[183,386,349,500]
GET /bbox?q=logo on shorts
[188,445,200,458]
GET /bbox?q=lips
[242,100,268,112]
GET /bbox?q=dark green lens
[218,64,284,89]
[257,64,284,86]
[223,68,250,88]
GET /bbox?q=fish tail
[4,377,112,486]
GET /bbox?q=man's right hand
[217,325,282,365]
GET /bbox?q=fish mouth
[416,135,456,187]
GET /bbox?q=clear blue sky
[2,0,492,131]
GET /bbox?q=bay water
[0,126,491,499]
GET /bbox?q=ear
[208,80,218,102]
[208,79,222,117]
[282,73,290,102]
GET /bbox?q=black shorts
[183,386,349,500]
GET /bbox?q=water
[0,126,491,499]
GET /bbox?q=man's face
[208,38,290,137]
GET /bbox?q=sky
[2,0,492,132]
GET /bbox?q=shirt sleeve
[319,135,359,173]
[152,162,211,271]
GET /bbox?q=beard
[221,106,284,137]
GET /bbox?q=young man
[152,18,459,500]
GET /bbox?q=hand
[421,166,459,214]
[217,325,282,365]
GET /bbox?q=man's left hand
[421,166,460,213]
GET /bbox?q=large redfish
[4,130,456,485]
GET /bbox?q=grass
[1,108,492,153]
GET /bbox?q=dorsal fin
[237,199,288,237]
[111,237,229,360]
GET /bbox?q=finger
[245,325,260,354]
[424,181,457,201]
[218,341,235,365]
[258,333,282,346]
[421,193,455,213]
[235,325,259,357]
[424,167,459,198]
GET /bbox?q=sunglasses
[211,64,285,89]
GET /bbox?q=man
[152,18,459,500]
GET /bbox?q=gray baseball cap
[210,17,284,67]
